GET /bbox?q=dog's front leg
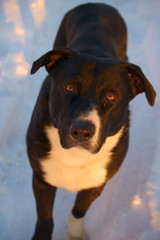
[32,172,57,240]
[66,184,105,240]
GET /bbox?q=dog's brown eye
[103,92,117,107]
[128,72,132,78]
[106,93,116,101]
[65,84,75,93]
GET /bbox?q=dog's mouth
[60,134,99,153]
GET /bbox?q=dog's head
[31,49,156,153]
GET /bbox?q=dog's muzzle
[69,120,95,142]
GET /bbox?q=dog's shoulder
[107,116,130,180]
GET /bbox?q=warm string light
[132,195,142,207]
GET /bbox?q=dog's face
[48,55,132,153]
[31,49,156,153]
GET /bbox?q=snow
[0,0,159,239]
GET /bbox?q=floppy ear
[126,63,156,106]
[30,48,74,74]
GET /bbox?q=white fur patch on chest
[41,126,124,192]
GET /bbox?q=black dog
[27,3,156,240]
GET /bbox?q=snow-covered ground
[0,0,160,239]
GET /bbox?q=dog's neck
[68,37,119,59]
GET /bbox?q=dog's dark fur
[27,3,156,240]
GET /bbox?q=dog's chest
[41,126,123,192]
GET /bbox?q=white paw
[65,212,87,240]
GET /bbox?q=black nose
[70,120,95,142]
